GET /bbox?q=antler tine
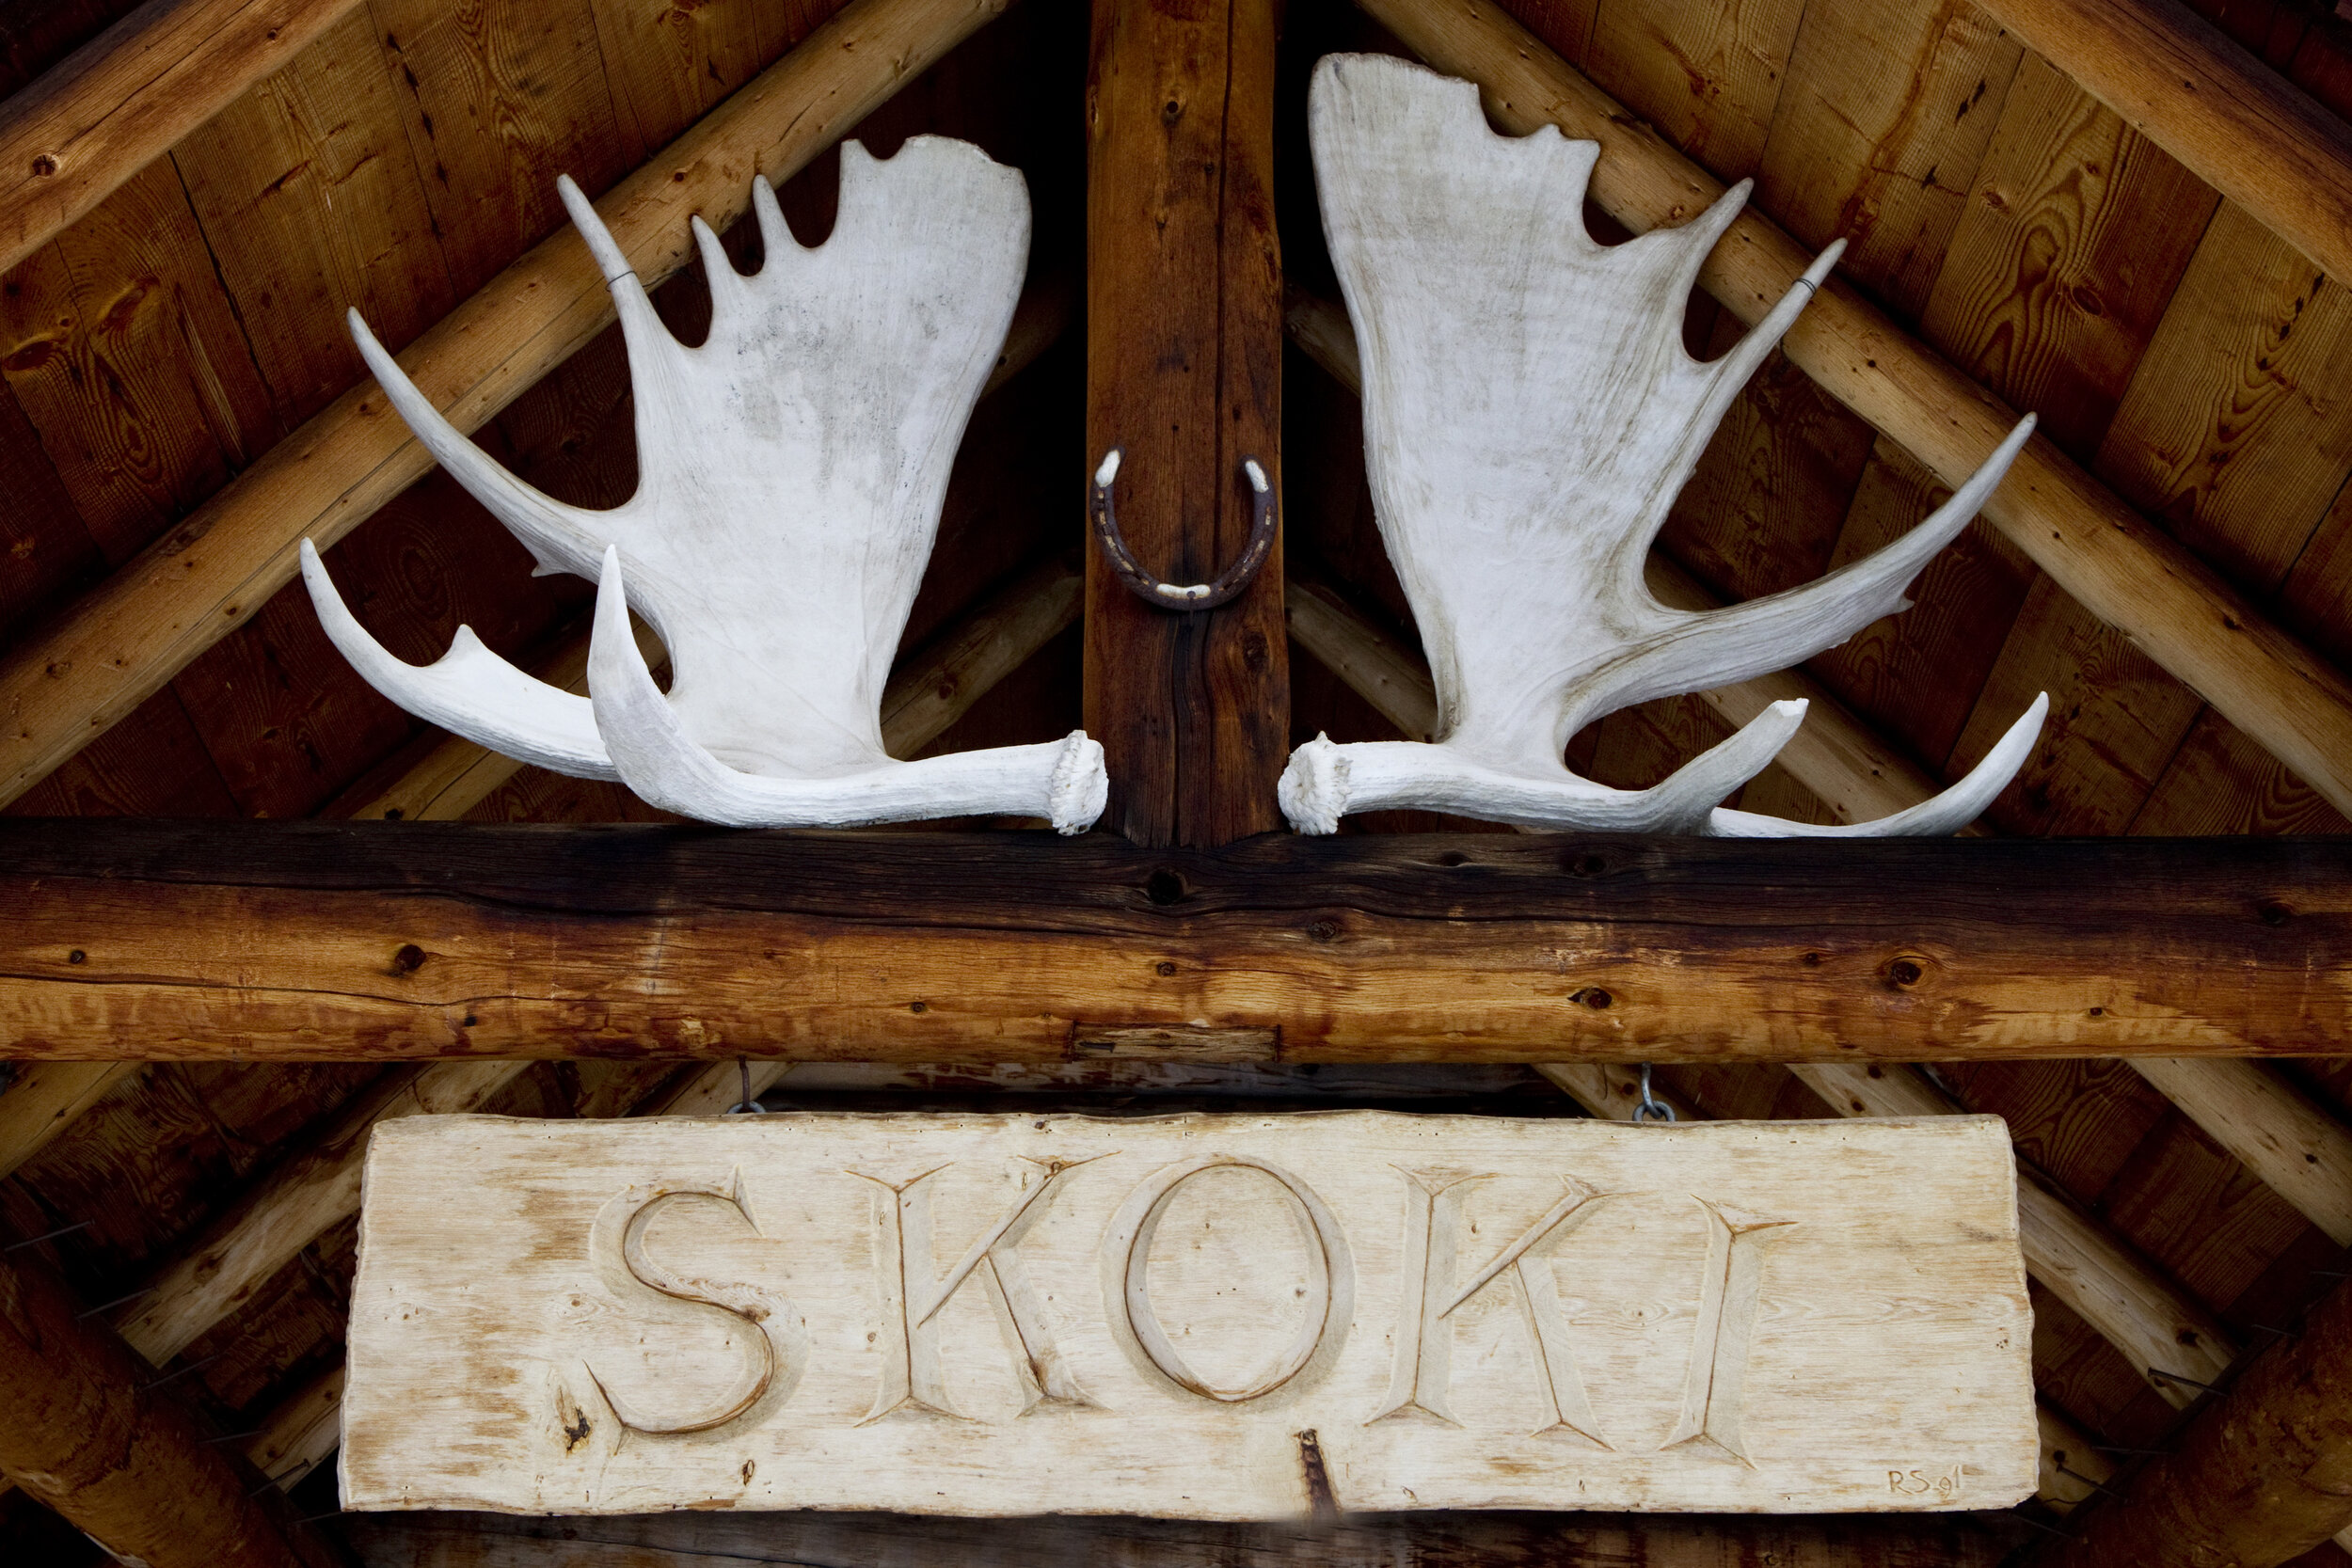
[347,308,616,585]
[688,214,753,341]
[299,539,618,779]
[554,174,674,356]
[1588,411,2040,725]
[587,548,1109,832]
[1708,693,2049,837]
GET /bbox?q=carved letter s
[585,1176,800,1435]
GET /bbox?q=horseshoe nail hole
[908,1001,928,1014]
[1566,853,1607,877]
[1438,851,1469,867]
[2259,899,2294,927]
[1145,869,1184,905]
[1801,950,1822,967]
[389,943,427,976]
[2088,1006,2105,1017]
[1306,920,1340,942]
[66,948,85,965]
[461,1014,479,1028]
[2175,1329,2201,1348]
[1156,961,1178,976]
[1570,987,1613,1009]
[1884,958,1925,989]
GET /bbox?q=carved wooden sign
[342,1113,2035,1516]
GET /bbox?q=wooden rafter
[0,0,364,277]
[0,0,1014,810]
[0,1243,327,1567]
[1969,0,2352,288]
[2,823,2349,1060]
[1357,0,2352,821]
[2028,1272,2352,1564]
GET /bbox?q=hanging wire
[727,1059,768,1116]
[1631,1063,1677,1123]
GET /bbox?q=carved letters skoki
[342,1113,2035,1516]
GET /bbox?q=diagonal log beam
[1968,0,2352,288]
[0,0,1014,809]
[2027,1269,2352,1566]
[0,0,364,277]
[0,1243,329,1567]
[1356,0,2352,820]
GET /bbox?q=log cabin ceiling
[3,0,2352,1560]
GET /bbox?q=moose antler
[303,138,1107,832]
[1280,55,2046,835]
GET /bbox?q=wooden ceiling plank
[1582,0,1806,184]
[1967,0,2352,291]
[0,0,369,280]
[1354,0,2352,823]
[7,824,2352,1060]
[2024,1272,2352,1567]
[2130,1056,2352,1250]
[2128,707,2352,836]
[0,0,1017,810]
[0,1242,326,1568]
[590,0,839,165]
[1755,0,2025,327]
[1084,0,1288,847]
[0,1062,136,1180]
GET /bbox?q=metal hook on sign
[1089,448,1279,611]
[727,1059,768,1116]
[1632,1064,1677,1123]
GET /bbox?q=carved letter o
[1119,1156,1344,1402]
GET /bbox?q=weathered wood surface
[345,1506,2028,1566]
[1083,0,1287,847]
[0,0,367,279]
[4,823,2352,1060]
[1969,0,2352,290]
[0,1241,327,1568]
[1352,0,2352,823]
[342,1111,2034,1515]
[2026,1270,2352,1566]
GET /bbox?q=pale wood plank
[342,1111,2036,1515]
[0,1061,136,1179]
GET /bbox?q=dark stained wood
[0,1243,325,1568]
[1085,0,1287,847]
[1,824,2352,1060]
[346,1502,2025,1567]
[2029,1271,2352,1567]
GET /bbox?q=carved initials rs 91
[852,1157,1104,1422]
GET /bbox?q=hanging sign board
[341,1112,2035,1516]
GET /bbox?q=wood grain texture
[0,1061,135,1179]
[1756,0,2023,325]
[1581,0,1805,183]
[2027,1271,2352,1567]
[0,0,1015,809]
[2129,1056,2352,1249]
[345,1505,2027,1567]
[1349,0,2352,823]
[0,0,368,278]
[4,823,2352,1060]
[1084,0,1287,846]
[342,1111,2034,1514]
[0,1243,326,1568]
[1968,0,2352,290]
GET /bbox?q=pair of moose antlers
[304,55,2044,838]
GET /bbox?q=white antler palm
[305,137,1107,832]
[1280,55,2045,835]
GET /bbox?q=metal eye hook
[1632,1063,1677,1123]
[1089,447,1279,611]
[727,1059,768,1116]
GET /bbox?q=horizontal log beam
[0,0,1009,808]
[0,0,363,277]
[0,823,2346,1060]
[1970,0,2352,287]
[1359,0,2352,821]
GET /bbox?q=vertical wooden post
[1085,0,1289,847]
[0,1245,328,1568]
